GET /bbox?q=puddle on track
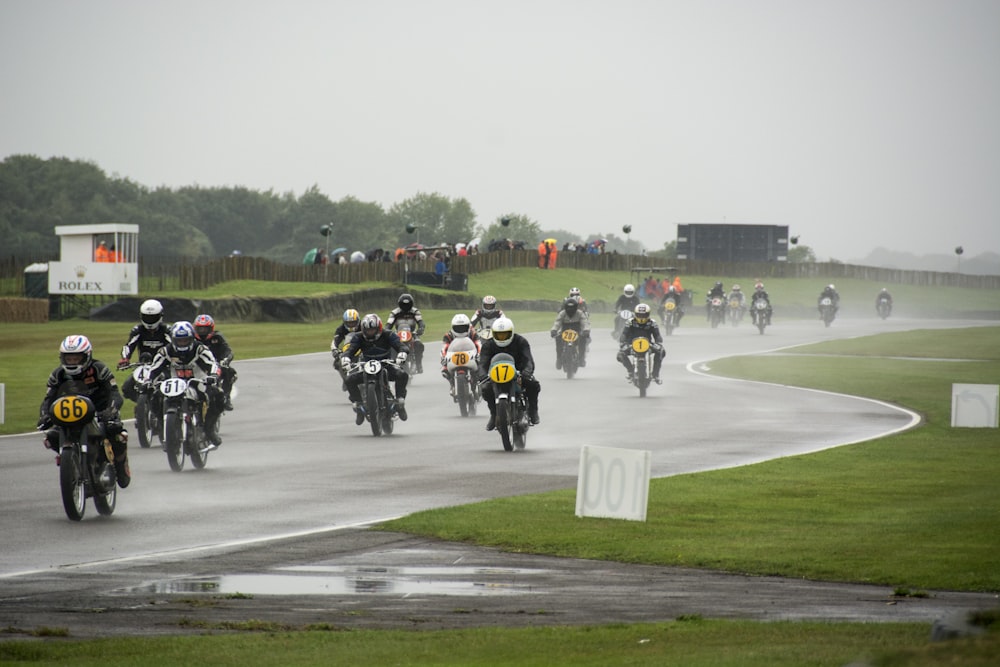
[122,565,548,597]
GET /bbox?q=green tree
[476,213,542,247]
[788,245,816,263]
[387,192,477,248]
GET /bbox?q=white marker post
[576,445,651,522]
[951,383,999,428]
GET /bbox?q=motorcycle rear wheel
[135,395,153,448]
[165,412,186,472]
[496,397,513,452]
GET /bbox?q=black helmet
[563,297,578,316]
[398,293,414,312]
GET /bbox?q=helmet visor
[194,325,212,338]
[492,329,512,342]
[452,323,469,335]
[141,312,161,326]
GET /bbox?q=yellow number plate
[489,361,517,383]
[631,337,650,353]
[560,329,579,343]
[52,395,90,424]
[664,301,676,311]
[451,351,470,366]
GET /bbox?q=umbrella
[406,242,424,249]
[330,247,347,255]
[468,237,481,247]
[302,248,318,264]
[543,238,557,244]
[454,242,466,251]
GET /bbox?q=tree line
[1,155,655,263]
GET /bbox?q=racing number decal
[631,337,650,353]
[489,361,516,384]
[561,329,579,342]
[52,396,89,423]
[451,351,470,366]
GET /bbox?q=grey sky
[3,0,998,260]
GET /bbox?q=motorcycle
[395,324,420,376]
[486,353,530,452]
[124,360,160,449]
[154,366,218,471]
[627,336,653,398]
[39,389,118,521]
[877,296,892,320]
[347,358,401,436]
[611,309,631,340]
[660,301,679,335]
[752,299,769,335]
[708,296,726,329]
[728,298,745,327]
[558,324,585,379]
[445,337,480,417]
[819,297,837,327]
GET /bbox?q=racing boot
[111,433,131,488]
[485,410,496,431]
[395,397,408,421]
[353,402,365,425]
[528,402,540,426]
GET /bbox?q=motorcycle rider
[727,284,746,320]
[470,295,504,335]
[341,313,410,423]
[193,314,237,411]
[567,287,589,314]
[478,316,541,429]
[39,335,131,488]
[617,303,665,384]
[386,293,426,373]
[550,296,591,369]
[613,284,640,338]
[146,321,225,448]
[818,284,840,318]
[875,288,893,315]
[440,313,480,395]
[750,282,773,326]
[659,285,685,323]
[331,308,362,391]
[118,299,171,403]
[705,281,726,321]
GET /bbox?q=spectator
[94,240,111,262]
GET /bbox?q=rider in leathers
[118,299,171,402]
[550,297,591,369]
[40,335,131,488]
[478,317,540,430]
[193,314,237,411]
[612,284,640,338]
[617,303,665,384]
[341,314,409,422]
[386,293,426,373]
[331,309,361,391]
[146,322,225,447]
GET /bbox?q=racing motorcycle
[708,295,726,329]
[876,295,892,320]
[752,300,770,335]
[728,298,745,327]
[124,358,159,448]
[626,336,653,398]
[347,357,402,436]
[611,309,631,340]
[395,323,420,376]
[445,336,480,417]
[486,353,530,451]
[660,301,679,335]
[557,323,585,379]
[819,297,837,327]
[154,366,219,471]
[38,388,119,521]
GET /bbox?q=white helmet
[59,334,93,376]
[623,284,635,297]
[450,313,471,338]
[140,299,164,330]
[490,316,514,348]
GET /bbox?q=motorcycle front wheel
[366,383,383,437]
[496,397,513,452]
[636,359,649,398]
[59,448,86,521]
[457,374,472,417]
[135,395,153,448]
[165,412,186,472]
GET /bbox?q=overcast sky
[3,0,998,260]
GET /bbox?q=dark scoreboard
[676,224,789,262]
